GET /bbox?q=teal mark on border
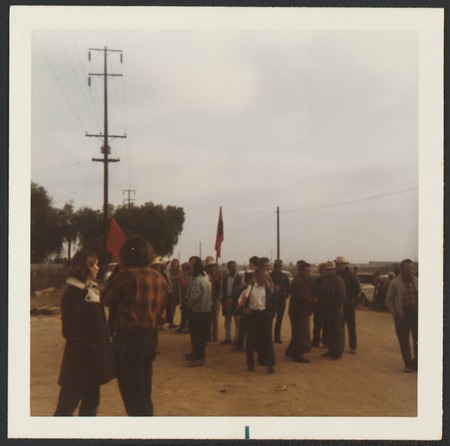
[245,425,250,439]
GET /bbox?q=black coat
[57,284,115,387]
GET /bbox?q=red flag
[106,217,127,261]
[215,206,224,258]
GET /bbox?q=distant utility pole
[86,46,126,265]
[276,206,280,260]
[123,189,135,207]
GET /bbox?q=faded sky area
[31,21,419,264]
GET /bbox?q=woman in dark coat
[54,250,115,416]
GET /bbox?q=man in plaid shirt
[386,259,418,373]
[101,236,168,416]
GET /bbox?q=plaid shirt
[402,279,418,310]
[101,266,168,334]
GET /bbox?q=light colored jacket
[386,275,418,319]
[186,274,212,312]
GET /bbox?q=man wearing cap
[335,256,360,354]
[319,261,346,360]
[386,259,418,373]
[285,260,316,363]
[270,259,291,343]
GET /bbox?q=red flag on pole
[215,206,224,259]
[106,217,127,261]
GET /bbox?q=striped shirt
[101,266,168,334]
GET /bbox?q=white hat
[335,256,349,264]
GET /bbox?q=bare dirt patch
[31,307,417,417]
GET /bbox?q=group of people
[195,255,360,368]
[53,237,418,417]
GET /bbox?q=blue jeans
[114,329,156,416]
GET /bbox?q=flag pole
[215,206,224,262]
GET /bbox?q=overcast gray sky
[31,27,419,264]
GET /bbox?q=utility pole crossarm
[89,47,122,52]
[89,73,123,77]
[86,133,127,140]
[92,158,120,162]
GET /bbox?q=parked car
[357,273,388,306]
[357,273,375,306]
[282,270,294,284]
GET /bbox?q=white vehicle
[357,273,388,306]
[282,270,294,284]
[357,273,375,306]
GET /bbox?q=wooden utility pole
[86,47,126,266]
[123,189,135,207]
[276,206,280,260]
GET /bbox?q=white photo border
[9,5,444,440]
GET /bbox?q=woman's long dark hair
[190,256,204,278]
[120,236,155,267]
[68,249,98,283]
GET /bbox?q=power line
[32,161,89,174]
[219,187,417,246]
[34,36,90,136]
[60,33,100,132]
[225,212,275,242]
[283,187,418,213]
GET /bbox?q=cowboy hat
[335,256,349,264]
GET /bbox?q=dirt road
[31,307,417,417]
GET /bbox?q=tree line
[31,182,185,264]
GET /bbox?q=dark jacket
[289,272,315,317]
[337,267,360,303]
[319,274,346,314]
[269,271,291,297]
[220,273,244,315]
[58,283,115,387]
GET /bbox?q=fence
[30,264,67,294]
